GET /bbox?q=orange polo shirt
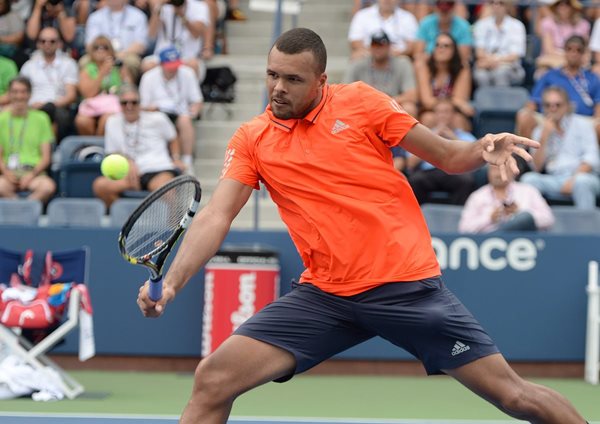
[221,82,440,296]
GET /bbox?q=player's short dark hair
[272,28,327,75]
[8,76,32,93]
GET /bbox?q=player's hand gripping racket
[118,175,201,301]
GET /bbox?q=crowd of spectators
[0,0,247,208]
[348,0,600,232]
[1,0,600,228]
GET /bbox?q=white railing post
[585,260,599,384]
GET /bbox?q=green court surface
[0,371,599,421]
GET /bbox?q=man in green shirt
[0,76,56,203]
[0,56,18,107]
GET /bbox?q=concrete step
[227,19,351,39]
[203,102,263,121]
[208,54,350,85]
[226,35,350,57]
[195,158,225,179]
[240,4,351,22]
[197,120,244,140]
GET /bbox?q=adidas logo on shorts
[451,341,471,356]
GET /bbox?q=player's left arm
[402,123,538,180]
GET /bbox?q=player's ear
[318,72,327,88]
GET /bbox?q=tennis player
[137,28,587,423]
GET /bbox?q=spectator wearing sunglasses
[415,33,474,131]
[139,46,202,175]
[516,35,600,142]
[521,85,600,209]
[414,0,473,64]
[75,36,134,136]
[472,0,526,87]
[19,27,78,143]
[25,0,76,52]
[85,0,149,81]
[93,84,183,208]
[536,0,590,77]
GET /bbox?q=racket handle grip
[148,276,163,302]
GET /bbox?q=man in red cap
[138,46,203,175]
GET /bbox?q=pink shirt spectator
[458,181,555,233]
[540,16,590,52]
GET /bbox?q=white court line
[0,412,531,423]
[0,412,179,420]
[232,418,527,423]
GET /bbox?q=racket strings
[124,182,197,258]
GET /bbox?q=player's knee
[192,357,236,402]
[495,383,537,419]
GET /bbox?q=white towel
[0,355,64,401]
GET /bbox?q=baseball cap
[159,46,182,71]
[371,31,390,46]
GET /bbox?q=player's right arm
[138,178,253,317]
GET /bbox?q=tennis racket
[118,175,202,301]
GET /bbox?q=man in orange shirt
[137,28,587,424]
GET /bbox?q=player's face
[266,47,327,120]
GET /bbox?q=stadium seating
[0,199,43,226]
[548,206,600,234]
[54,136,105,198]
[420,204,463,233]
[472,86,530,138]
[46,198,106,228]
[109,198,143,227]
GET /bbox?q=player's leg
[444,353,586,423]
[181,282,374,424]
[362,278,585,423]
[180,335,295,424]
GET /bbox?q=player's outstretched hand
[481,133,540,181]
[137,282,175,318]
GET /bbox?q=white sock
[182,155,193,168]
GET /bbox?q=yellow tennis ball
[101,154,129,180]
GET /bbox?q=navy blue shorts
[234,277,499,381]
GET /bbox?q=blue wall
[1,226,597,362]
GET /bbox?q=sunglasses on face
[39,38,58,44]
[435,42,453,48]
[120,99,139,106]
[543,101,564,108]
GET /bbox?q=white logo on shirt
[331,119,350,134]
[220,148,235,178]
[389,99,403,113]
